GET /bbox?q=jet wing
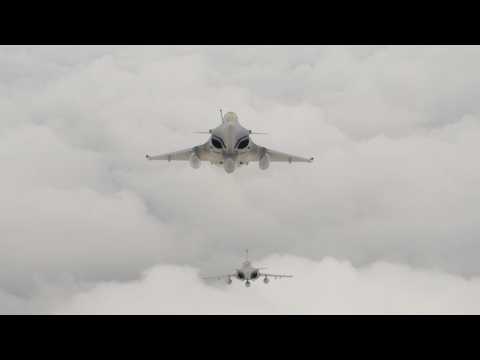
[146,143,212,161]
[242,143,314,163]
[264,148,314,163]
[202,274,236,281]
[259,273,293,279]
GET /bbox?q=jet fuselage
[209,112,252,173]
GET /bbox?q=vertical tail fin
[220,108,224,123]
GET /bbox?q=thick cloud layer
[1,45,480,313]
[53,255,480,315]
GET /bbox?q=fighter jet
[202,250,292,287]
[146,110,314,173]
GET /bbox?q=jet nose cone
[224,158,235,174]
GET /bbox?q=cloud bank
[52,255,480,315]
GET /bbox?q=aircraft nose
[225,123,236,152]
[224,158,235,174]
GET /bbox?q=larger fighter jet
[146,110,314,173]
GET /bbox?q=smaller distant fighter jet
[203,250,292,287]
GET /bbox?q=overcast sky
[2,45,480,314]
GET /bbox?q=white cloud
[53,255,480,315]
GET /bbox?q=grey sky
[1,45,480,314]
